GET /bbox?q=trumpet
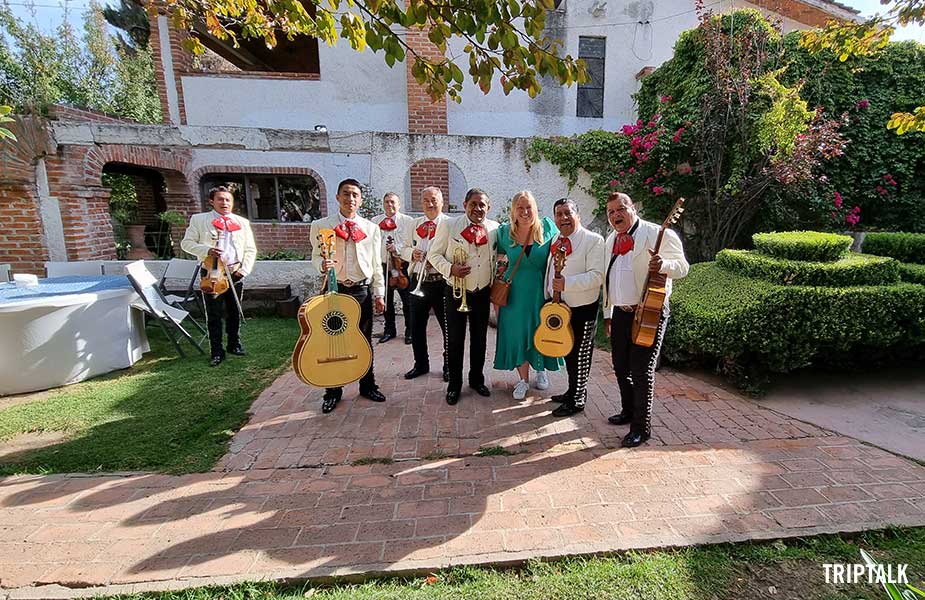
[452,247,470,313]
[410,250,428,297]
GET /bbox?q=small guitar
[292,229,373,388]
[534,244,574,358]
[631,198,685,348]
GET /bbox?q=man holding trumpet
[401,187,449,381]
[427,188,499,405]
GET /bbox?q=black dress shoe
[469,384,491,397]
[404,333,413,345]
[442,366,450,382]
[446,390,460,405]
[361,388,387,402]
[621,431,650,448]
[404,366,429,380]
[209,355,224,367]
[321,391,341,414]
[552,403,584,417]
[550,393,571,404]
[608,412,633,426]
[227,346,246,356]
[379,332,396,344]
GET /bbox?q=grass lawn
[105,528,924,600]
[0,317,298,475]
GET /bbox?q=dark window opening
[577,36,605,118]
[200,174,322,222]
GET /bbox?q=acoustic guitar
[534,244,574,358]
[292,229,373,388]
[631,198,685,348]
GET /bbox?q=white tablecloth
[0,276,150,396]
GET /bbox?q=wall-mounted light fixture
[314,124,328,133]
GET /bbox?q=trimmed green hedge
[715,249,899,287]
[665,263,925,392]
[862,232,925,265]
[752,231,852,262]
[899,263,925,285]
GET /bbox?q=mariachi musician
[180,185,257,367]
[543,198,605,417]
[401,186,450,381]
[603,192,689,447]
[371,192,415,344]
[427,188,499,406]
[309,178,386,413]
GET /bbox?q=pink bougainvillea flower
[660,95,672,103]
[672,127,685,142]
[834,191,843,209]
[652,186,665,195]
[609,179,619,187]
[855,99,870,109]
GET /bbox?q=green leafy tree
[169,0,587,102]
[102,0,150,49]
[800,0,925,134]
[0,104,15,140]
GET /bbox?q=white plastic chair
[158,258,207,341]
[45,261,104,277]
[124,260,204,357]
[0,263,10,282]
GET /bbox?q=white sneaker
[513,379,529,400]
[534,370,549,390]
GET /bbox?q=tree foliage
[800,0,925,134]
[0,3,161,122]
[168,0,587,102]
[0,104,15,140]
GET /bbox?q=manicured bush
[899,263,925,285]
[715,249,899,287]
[664,263,925,392]
[752,231,852,262]
[862,232,925,265]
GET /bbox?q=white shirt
[405,213,447,276]
[607,224,639,308]
[372,212,415,264]
[336,211,367,283]
[212,211,240,267]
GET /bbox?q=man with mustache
[372,192,415,345]
[544,198,606,417]
[603,192,688,447]
[427,188,499,405]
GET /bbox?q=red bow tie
[416,220,437,240]
[334,220,367,242]
[612,233,634,256]
[553,237,572,256]
[212,216,241,232]
[461,223,488,246]
[379,217,397,231]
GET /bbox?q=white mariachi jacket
[602,218,689,317]
[310,213,386,298]
[401,212,448,276]
[371,212,416,264]
[180,211,257,277]
[543,225,607,308]
[427,214,499,292]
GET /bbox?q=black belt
[421,273,443,282]
[340,279,369,288]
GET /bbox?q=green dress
[493,217,564,372]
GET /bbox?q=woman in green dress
[493,190,564,400]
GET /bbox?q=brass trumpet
[409,248,428,297]
[452,247,470,313]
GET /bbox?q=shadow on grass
[0,317,298,475]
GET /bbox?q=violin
[386,235,409,290]
[200,232,230,296]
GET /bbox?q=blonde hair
[509,190,544,246]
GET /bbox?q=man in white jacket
[181,185,257,367]
[603,192,689,447]
[543,198,606,417]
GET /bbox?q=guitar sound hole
[322,311,347,336]
[547,315,561,330]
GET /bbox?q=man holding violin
[371,192,415,345]
[181,185,257,367]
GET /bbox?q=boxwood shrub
[862,232,925,265]
[899,263,925,285]
[664,263,925,392]
[715,250,899,287]
[752,231,852,262]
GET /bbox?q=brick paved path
[2,317,924,595]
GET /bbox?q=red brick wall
[404,25,447,135]
[132,173,161,226]
[753,0,855,27]
[409,159,450,212]
[148,4,190,124]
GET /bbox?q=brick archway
[404,158,468,212]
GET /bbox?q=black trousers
[327,283,376,395]
[203,275,243,358]
[563,301,600,408]
[444,285,491,393]
[409,278,448,371]
[382,261,411,337]
[610,307,668,436]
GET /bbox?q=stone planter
[125,225,154,259]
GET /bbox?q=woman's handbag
[489,242,527,307]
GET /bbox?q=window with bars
[200,174,322,223]
[577,36,606,118]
